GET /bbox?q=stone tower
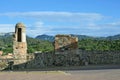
[13,23,27,65]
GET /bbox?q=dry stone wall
[1,50,120,70]
[25,50,120,69]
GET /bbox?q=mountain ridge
[1,32,120,41]
[35,34,120,41]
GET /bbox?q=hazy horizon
[1,31,120,38]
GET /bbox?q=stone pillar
[13,23,27,65]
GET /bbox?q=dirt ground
[0,69,120,80]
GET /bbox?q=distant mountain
[0,33,6,36]
[70,34,95,40]
[35,34,54,42]
[35,34,98,41]
[0,32,14,37]
[1,32,120,42]
[35,34,96,42]
[106,34,120,40]
[35,34,120,41]
[2,32,120,41]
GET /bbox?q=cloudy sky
[0,0,120,37]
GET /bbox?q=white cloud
[0,22,51,37]
[27,21,52,37]
[0,11,120,37]
[0,24,14,33]
[0,21,120,37]
[0,11,104,22]
[0,11,105,36]
[106,22,120,27]
[86,23,101,30]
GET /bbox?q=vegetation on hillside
[0,36,54,55]
[0,34,120,55]
[27,37,54,53]
[0,36,13,55]
[79,39,120,51]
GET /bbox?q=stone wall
[1,50,120,70]
[25,50,120,69]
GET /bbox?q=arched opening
[17,28,22,42]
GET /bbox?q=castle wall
[24,50,120,69]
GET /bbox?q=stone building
[13,23,27,65]
[54,34,78,54]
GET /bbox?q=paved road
[0,69,120,80]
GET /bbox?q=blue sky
[0,0,120,37]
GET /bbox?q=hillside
[1,33,120,55]
[106,34,120,40]
[35,34,120,51]
[36,34,54,42]
[27,36,54,53]
[0,33,54,55]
